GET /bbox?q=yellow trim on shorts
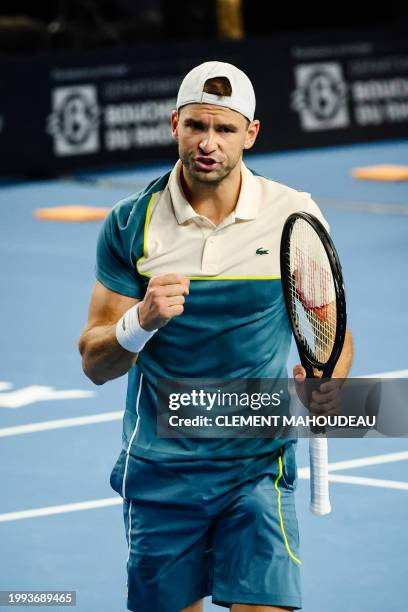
[274,452,302,565]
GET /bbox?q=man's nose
[199,131,217,154]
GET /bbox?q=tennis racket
[280,212,347,515]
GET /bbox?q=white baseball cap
[176,61,256,121]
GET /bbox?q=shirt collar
[168,160,260,225]
[168,160,199,225]
[234,162,260,221]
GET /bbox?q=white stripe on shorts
[126,499,133,591]
[122,372,144,500]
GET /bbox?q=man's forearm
[79,324,138,385]
[332,328,353,378]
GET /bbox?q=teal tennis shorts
[110,443,301,611]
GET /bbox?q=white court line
[2,453,407,523]
[326,450,408,472]
[327,474,408,490]
[317,197,408,217]
[1,450,407,523]
[297,450,408,478]
[362,369,408,378]
[0,382,13,392]
[0,368,406,522]
[0,497,122,523]
[0,368,405,438]
[0,386,95,409]
[0,411,123,437]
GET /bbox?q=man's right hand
[138,274,190,331]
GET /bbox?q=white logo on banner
[47,85,100,156]
[291,63,349,131]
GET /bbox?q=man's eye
[218,127,233,133]
[187,122,203,130]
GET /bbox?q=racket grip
[309,435,332,515]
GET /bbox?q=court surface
[1,139,407,611]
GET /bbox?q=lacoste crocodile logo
[256,247,269,255]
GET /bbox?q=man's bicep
[86,280,140,329]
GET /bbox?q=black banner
[1,25,408,177]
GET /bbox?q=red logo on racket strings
[293,251,332,322]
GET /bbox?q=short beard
[180,151,240,186]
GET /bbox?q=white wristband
[115,303,158,354]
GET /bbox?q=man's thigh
[211,452,301,610]
[124,496,212,611]
[182,599,205,612]
[115,450,215,612]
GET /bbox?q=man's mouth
[194,157,220,172]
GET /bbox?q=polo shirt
[96,160,328,460]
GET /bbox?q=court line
[327,450,408,471]
[0,371,406,521]
[1,450,407,523]
[297,450,408,478]
[0,386,95,409]
[0,368,405,438]
[0,411,123,437]
[327,474,408,490]
[362,369,408,378]
[0,497,122,523]
[317,197,408,216]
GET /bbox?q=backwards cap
[176,61,256,121]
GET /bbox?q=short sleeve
[95,204,143,299]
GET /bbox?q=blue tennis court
[1,140,407,611]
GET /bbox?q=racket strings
[287,219,337,365]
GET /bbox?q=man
[79,61,353,612]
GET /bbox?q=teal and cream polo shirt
[96,161,328,460]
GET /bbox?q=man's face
[171,104,259,186]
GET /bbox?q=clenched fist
[138,274,190,331]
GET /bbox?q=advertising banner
[1,26,407,176]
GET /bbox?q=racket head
[280,212,347,378]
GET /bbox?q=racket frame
[280,212,347,378]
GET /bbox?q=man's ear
[171,110,179,141]
[244,119,260,150]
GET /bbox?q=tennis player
[79,61,353,612]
